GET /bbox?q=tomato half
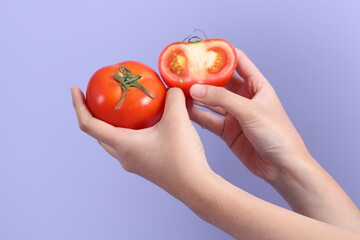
[158,38,237,97]
[86,61,167,129]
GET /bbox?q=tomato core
[166,44,230,82]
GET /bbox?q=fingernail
[190,84,206,98]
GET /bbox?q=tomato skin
[86,61,167,129]
[158,38,237,97]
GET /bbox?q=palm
[221,115,274,180]
[189,50,301,182]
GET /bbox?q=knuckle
[199,121,207,129]
[242,104,262,123]
[214,87,228,102]
[78,118,91,132]
[121,161,135,173]
[79,122,87,132]
[248,105,260,118]
[114,146,136,173]
[203,117,213,130]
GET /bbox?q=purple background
[1,0,360,239]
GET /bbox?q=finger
[235,48,269,86]
[98,140,119,159]
[192,100,227,116]
[225,73,244,93]
[71,86,120,147]
[161,87,189,122]
[190,84,254,124]
[188,105,224,136]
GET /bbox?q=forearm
[270,153,360,232]
[169,171,360,240]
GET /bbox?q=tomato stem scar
[113,66,154,109]
[182,29,208,42]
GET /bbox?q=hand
[188,49,360,232]
[188,48,311,183]
[71,87,212,193]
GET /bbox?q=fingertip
[70,87,78,108]
[70,86,80,93]
[162,87,188,121]
[165,87,186,105]
[235,47,245,55]
[70,86,79,99]
[167,87,183,96]
[190,84,206,99]
[72,87,86,102]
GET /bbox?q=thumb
[190,84,253,123]
[161,87,189,122]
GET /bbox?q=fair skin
[71,49,360,239]
[188,49,360,232]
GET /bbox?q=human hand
[71,86,212,193]
[188,49,311,183]
[188,49,360,232]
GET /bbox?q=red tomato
[158,38,237,97]
[86,61,167,129]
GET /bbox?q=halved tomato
[158,38,237,97]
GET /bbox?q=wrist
[267,151,334,215]
[268,152,360,231]
[268,151,319,191]
[152,159,216,198]
[162,167,220,213]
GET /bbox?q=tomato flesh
[169,50,188,75]
[159,39,237,97]
[207,47,227,73]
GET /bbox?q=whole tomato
[158,38,237,97]
[86,61,167,129]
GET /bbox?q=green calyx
[113,66,154,109]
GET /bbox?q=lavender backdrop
[1,0,360,239]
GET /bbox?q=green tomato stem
[113,66,154,109]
